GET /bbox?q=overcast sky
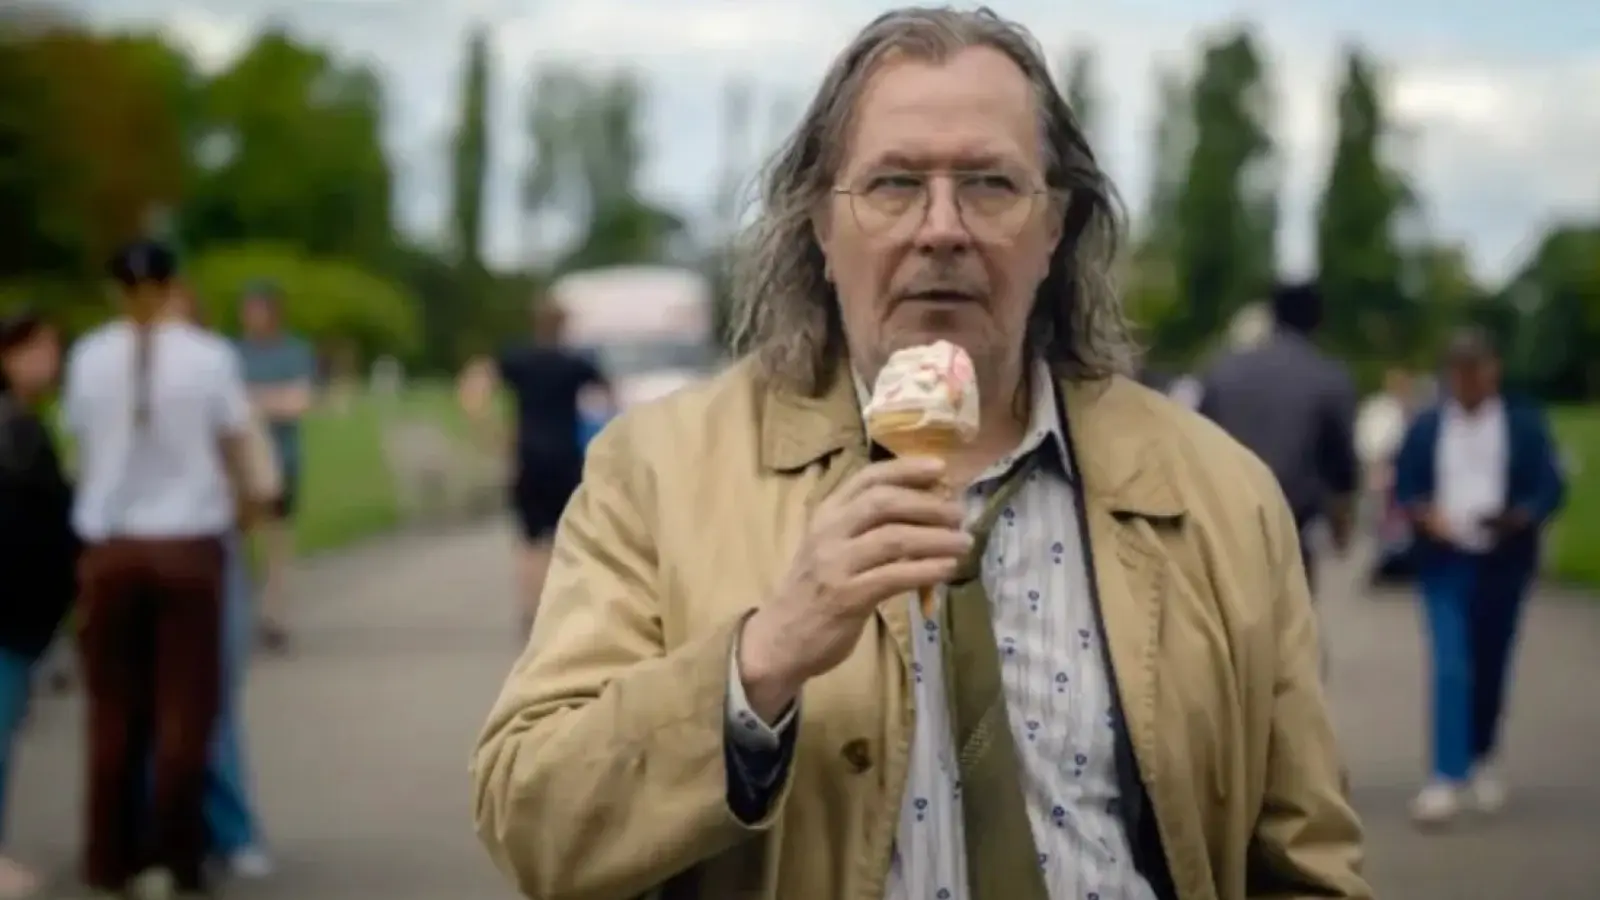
[69,0,1600,281]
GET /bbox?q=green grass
[1548,407,1600,587]
[291,384,481,554]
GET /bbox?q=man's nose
[914,180,971,252]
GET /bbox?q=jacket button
[841,739,872,773]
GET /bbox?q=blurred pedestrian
[458,299,611,636]
[1397,328,1565,826]
[1198,281,1360,592]
[65,240,259,898]
[472,9,1367,900]
[164,287,278,880]
[0,310,75,900]
[235,282,317,654]
[1358,367,1420,584]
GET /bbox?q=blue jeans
[0,649,33,846]
[1418,550,1529,782]
[204,536,262,855]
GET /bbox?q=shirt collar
[853,358,1072,480]
[1444,394,1504,423]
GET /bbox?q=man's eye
[969,173,1021,193]
[867,174,922,192]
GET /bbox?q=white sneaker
[1409,781,1462,826]
[127,868,175,900]
[1470,762,1508,814]
[0,856,41,900]
[228,847,276,880]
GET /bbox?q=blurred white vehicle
[549,265,721,409]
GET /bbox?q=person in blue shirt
[235,282,317,654]
[1395,328,1565,826]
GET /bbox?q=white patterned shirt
[728,363,1157,900]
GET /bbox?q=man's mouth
[903,289,980,304]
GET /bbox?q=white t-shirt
[64,320,252,540]
[1434,397,1508,553]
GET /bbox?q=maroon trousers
[77,536,225,891]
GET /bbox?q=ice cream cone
[870,423,963,460]
[867,423,964,620]
[862,341,980,622]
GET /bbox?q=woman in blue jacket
[1393,328,1564,827]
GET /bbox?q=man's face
[815,45,1062,387]
[1383,368,1411,398]
[241,296,279,336]
[1446,356,1499,408]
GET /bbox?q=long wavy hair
[728,6,1139,396]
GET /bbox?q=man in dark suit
[1396,327,1564,826]
[1199,282,1360,588]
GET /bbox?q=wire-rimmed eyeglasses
[831,168,1049,241]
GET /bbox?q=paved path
[11,525,1600,899]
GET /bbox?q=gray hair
[728,5,1138,395]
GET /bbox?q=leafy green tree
[186,243,421,361]
[1168,29,1278,361]
[1499,225,1600,400]
[0,27,189,280]
[184,31,395,267]
[522,66,684,272]
[450,27,491,273]
[1058,43,1099,144]
[1315,47,1416,368]
[1124,66,1191,355]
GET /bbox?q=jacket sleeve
[1515,405,1566,524]
[1246,487,1373,900]
[470,414,797,900]
[1392,411,1433,510]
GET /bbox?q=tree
[449,27,491,272]
[1124,66,1192,351]
[186,243,421,361]
[1315,47,1415,369]
[0,27,190,280]
[1058,43,1099,144]
[1498,225,1600,400]
[522,66,685,273]
[1167,28,1279,361]
[184,31,395,267]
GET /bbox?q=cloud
[63,0,1600,281]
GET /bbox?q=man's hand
[1481,508,1533,539]
[737,457,971,721]
[1327,496,1355,555]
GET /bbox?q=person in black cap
[1198,281,1360,590]
[235,281,316,653]
[63,239,259,898]
[1395,326,1564,826]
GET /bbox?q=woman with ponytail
[63,241,259,899]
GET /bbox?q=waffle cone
[870,424,964,460]
[866,420,963,621]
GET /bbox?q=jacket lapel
[1060,377,1186,794]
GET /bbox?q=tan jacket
[472,360,1370,900]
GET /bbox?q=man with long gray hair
[472,8,1368,900]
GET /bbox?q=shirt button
[840,738,873,773]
